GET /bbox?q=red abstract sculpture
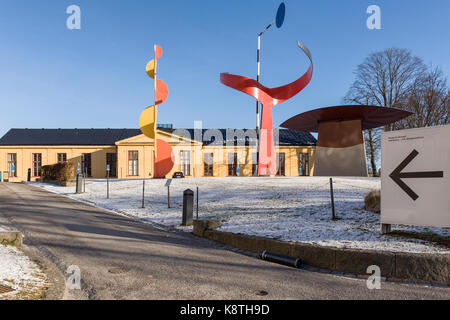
[220,41,313,175]
[139,45,174,178]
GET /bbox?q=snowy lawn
[32,177,449,254]
[0,245,47,300]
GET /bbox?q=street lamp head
[276,2,286,28]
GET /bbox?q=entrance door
[82,153,92,177]
[106,153,117,177]
[299,153,309,176]
[276,153,285,176]
[228,153,238,176]
[203,153,213,177]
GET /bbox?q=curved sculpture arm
[220,41,313,107]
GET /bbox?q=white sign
[381,125,449,228]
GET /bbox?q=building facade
[0,128,317,182]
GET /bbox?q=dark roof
[0,129,142,146]
[157,128,316,146]
[0,128,316,147]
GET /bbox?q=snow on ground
[0,244,47,299]
[32,177,449,254]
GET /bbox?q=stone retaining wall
[193,220,450,285]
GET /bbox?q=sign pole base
[380,223,391,235]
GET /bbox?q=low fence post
[141,179,145,208]
[196,186,199,220]
[330,178,336,220]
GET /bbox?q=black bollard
[27,168,31,182]
[182,189,194,226]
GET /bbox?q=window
[57,153,67,164]
[252,153,257,176]
[276,153,285,176]
[32,153,42,177]
[128,151,139,176]
[82,153,92,177]
[227,153,238,176]
[7,153,17,177]
[106,153,117,177]
[204,153,213,177]
[180,151,191,176]
[299,153,309,176]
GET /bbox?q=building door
[252,153,257,176]
[82,153,92,177]
[106,153,117,177]
[228,153,238,176]
[299,153,309,176]
[203,153,213,177]
[7,153,17,177]
[128,151,139,176]
[276,153,285,176]
[180,151,191,176]
[32,153,42,177]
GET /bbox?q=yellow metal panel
[139,105,157,139]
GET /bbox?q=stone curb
[0,231,23,247]
[193,220,450,285]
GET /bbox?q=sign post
[165,179,172,208]
[142,179,145,209]
[329,178,336,220]
[381,125,449,231]
[106,165,110,199]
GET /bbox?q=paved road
[0,183,448,300]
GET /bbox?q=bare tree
[344,48,427,175]
[393,66,449,129]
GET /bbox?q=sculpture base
[313,144,368,177]
[313,119,368,177]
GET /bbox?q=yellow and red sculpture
[139,45,174,178]
[220,41,313,175]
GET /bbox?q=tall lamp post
[256,3,285,175]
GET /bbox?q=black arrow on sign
[389,149,444,201]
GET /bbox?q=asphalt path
[0,183,448,300]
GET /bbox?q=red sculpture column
[220,41,313,176]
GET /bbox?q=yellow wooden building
[0,128,317,182]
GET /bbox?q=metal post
[256,35,261,175]
[256,35,261,131]
[167,186,170,208]
[255,20,275,176]
[83,168,86,193]
[381,224,392,235]
[141,179,145,208]
[330,178,336,220]
[106,170,110,199]
[196,186,199,220]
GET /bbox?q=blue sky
[0,0,449,137]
